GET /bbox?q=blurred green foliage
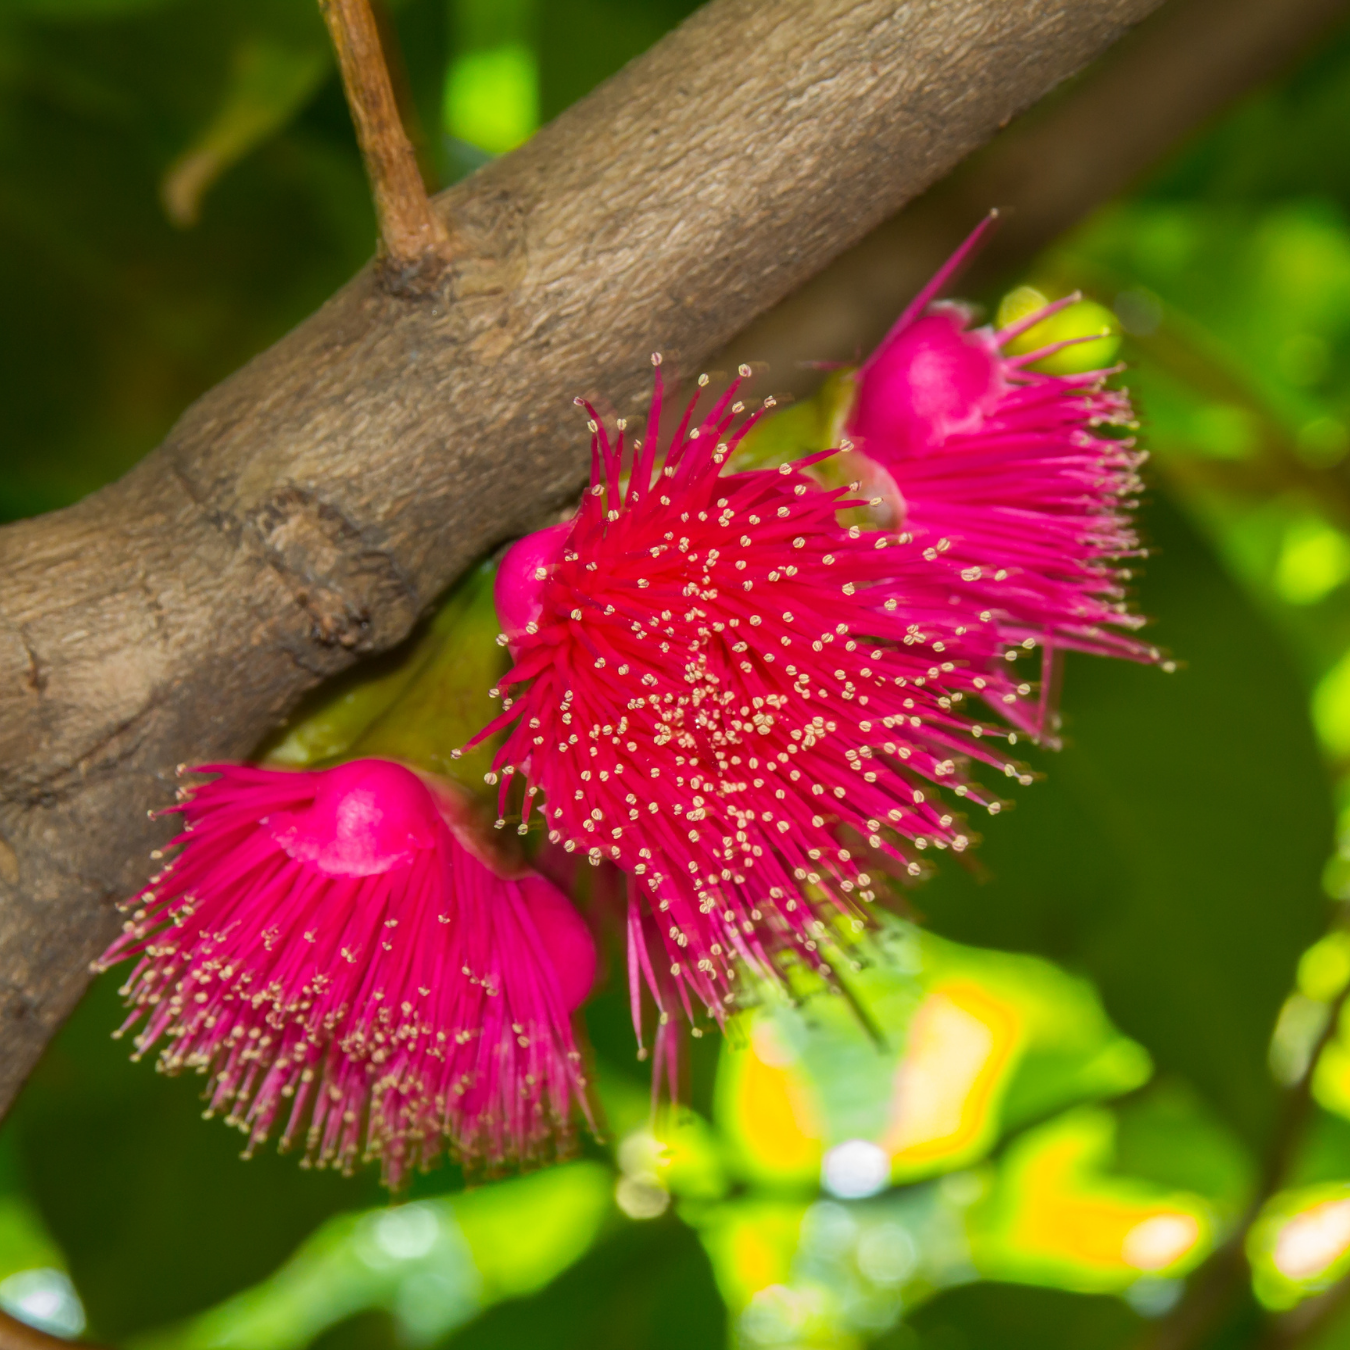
[134,1164,614,1350]
[7,1,1350,1348]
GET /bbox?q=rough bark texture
[0,0,1172,1113]
[721,0,1350,391]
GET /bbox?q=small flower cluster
[98,221,1155,1182]
[478,226,1153,1045]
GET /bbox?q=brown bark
[721,0,1350,391]
[0,0,1179,1117]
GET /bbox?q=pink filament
[98,759,594,1187]
[850,238,1157,705]
[472,364,1033,1037]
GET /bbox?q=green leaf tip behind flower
[730,369,856,472]
[258,562,506,797]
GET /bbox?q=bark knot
[245,487,420,652]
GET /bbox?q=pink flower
[846,217,1156,729]
[97,759,595,1186]
[474,361,1026,1039]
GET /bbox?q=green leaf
[1112,1080,1256,1223]
[132,1164,614,1350]
[446,1212,726,1350]
[259,563,506,798]
[450,1165,616,1301]
[712,920,1149,1191]
[161,38,328,227]
[689,1198,807,1320]
[967,1107,1215,1295]
[686,1182,976,1346]
[1247,1180,1350,1311]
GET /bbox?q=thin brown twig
[1134,975,1350,1350]
[317,0,454,287]
[368,0,440,196]
[1260,1270,1350,1348]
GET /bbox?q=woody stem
[317,0,454,276]
[1138,974,1350,1350]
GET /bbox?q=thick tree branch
[0,0,1202,1117]
[720,0,1350,390]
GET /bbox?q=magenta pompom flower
[474,361,1028,1038]
[98,759,595,1185]
[846,218,1155,723]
